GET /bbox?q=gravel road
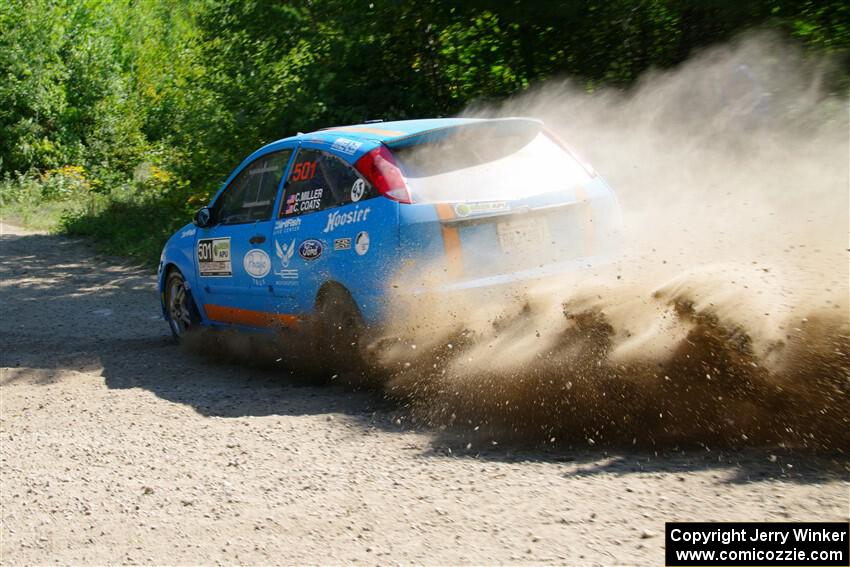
[1,222,847,565]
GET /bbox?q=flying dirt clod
[374,33,849,451]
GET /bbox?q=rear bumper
[410,253,615,295]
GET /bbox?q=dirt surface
[1,222,847,565]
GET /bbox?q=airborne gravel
[1,223,847,565]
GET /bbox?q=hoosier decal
[323,206,371,233]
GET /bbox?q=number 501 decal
[290,161,317,182]
[197,237,232,277]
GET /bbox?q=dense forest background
[1,0,848,262]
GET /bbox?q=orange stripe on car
[326,126,407,137]
[574,185,596,256]
[204,304,299,328]
[436,204,464,279]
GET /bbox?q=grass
[1,200,72,232]
[0,172,93,232]
[62,198,190,267]
[0,171,193,267]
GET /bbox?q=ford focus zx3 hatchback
[159,118,621,354]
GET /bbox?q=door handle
[249,235,266,245]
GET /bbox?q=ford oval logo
[298,239,323,261]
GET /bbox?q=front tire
[165,270,199,340]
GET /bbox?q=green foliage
[0,168,98,230]
[61,189,193,264]
[0,0,847,263]
[438,11,528,101]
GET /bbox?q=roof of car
[309,118,485,142]
[251,117,540,164]
[218,117,541,200]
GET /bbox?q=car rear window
[391,131,592,203]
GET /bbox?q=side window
[280,149,375,217]
[213,150,292,225]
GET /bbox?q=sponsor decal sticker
[274,238,298,281]
[275,238,296,268]
[275,268,298,285]
[453,201,509,218]
[350,178,365,202]
[284,188,323,215]
[243,249,271,279]
[197,238,232,277]
[274,217,301,233]
[323,206,371,233]
[331,137,363,156]
[334,237,352,251]
[355,231,370,256]
[180,227,197,239]
[298,239,323,261]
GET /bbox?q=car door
[271,145,396,318]
[195,147,295,328]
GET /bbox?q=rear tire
[314,286,366,370]
[165,270,200,341]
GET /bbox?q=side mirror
[193,206,212,228]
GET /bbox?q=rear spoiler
[384,118,543,150]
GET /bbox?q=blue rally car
[159,118,620,357]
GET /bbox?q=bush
[2,0,847,263]
[0,164,193,265]
[0,169,100,230]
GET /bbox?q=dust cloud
[373,33,849,451]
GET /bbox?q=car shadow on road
[94,335,850,487]
[103,339,850,487]
[417,437,849,485]
[3,230,846,487]
[0,231,393,422]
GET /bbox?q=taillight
[354,145,413,204]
